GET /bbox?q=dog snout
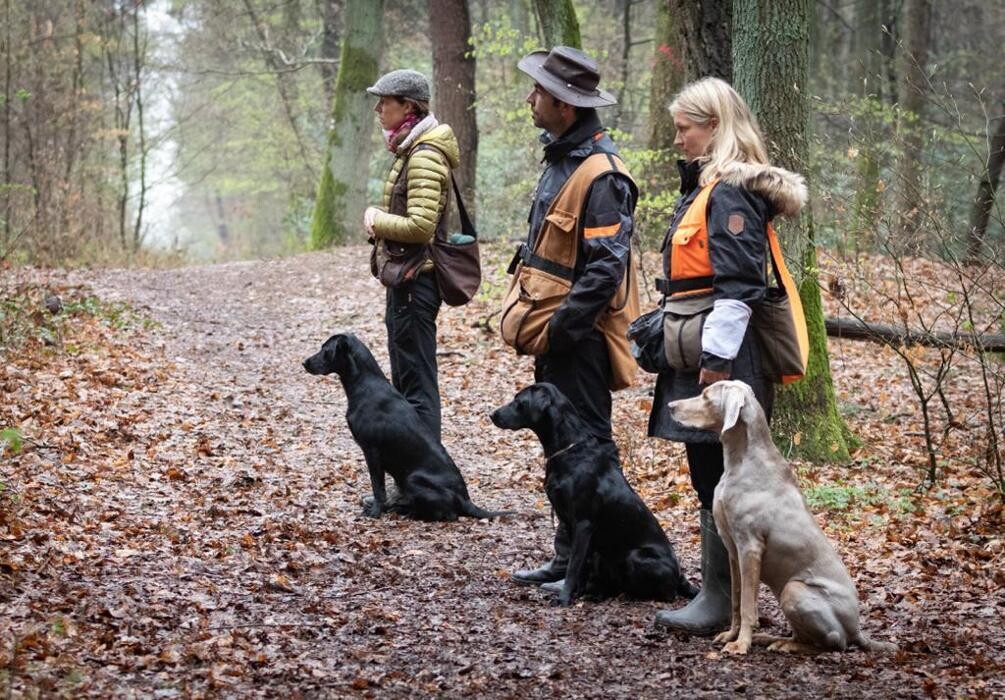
[489,407,508,428]
[490,403,521,429]
[303,352,323,375]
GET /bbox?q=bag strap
[413,142,477,240]
[764,223,789,289]
[448,174,477,239]
[763,222,810,380]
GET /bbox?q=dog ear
[518,386,547,424]
[329,334,355,374]
[720,384,745,435]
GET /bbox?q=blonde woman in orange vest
[648,77,807,634]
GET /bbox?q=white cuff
[702,299,752,361]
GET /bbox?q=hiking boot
[655,509,731,635]
[511,557,567,585]
[540,578,565,593]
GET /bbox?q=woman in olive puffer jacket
[363,69,460,442]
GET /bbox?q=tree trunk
[669,0,732,82]
[309,0,383,249]
[894,0,932,245]
[532,0,581,49]
[968,101,1005,262]
[733,0,851,462]
[824,316,1005,352]
[2,0,11,247]
[648,0,684,153]
[429,0,477,223]
[850,0,884,256]
[316,0,342,107]
[131,5,147,253]
[879,0,899,105]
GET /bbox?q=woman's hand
[699,367,730,386]
[363,206,380,234]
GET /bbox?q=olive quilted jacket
[371,122,461,244]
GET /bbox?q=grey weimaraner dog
[667,381,896,655]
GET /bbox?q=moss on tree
[533,0,581,49]
[308,1,383,250]
[771,246,854,462]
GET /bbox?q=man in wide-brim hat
[504,46,640,591]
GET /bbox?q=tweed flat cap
[366,69,431,102]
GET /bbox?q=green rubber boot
[655,509,731,635]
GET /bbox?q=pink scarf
[386,113,421,153]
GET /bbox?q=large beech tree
[429,0,478,220]
[733,0,851,461]
[309,0,383,248]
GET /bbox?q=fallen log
[825,317,1005,352]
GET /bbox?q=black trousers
[385,271,442,441]
[534,330,614,449]
[535,330,615,565]
[685,442,724,511]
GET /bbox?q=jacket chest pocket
[671,220,704,247]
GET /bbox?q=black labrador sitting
[491,383,697,606]
[303,333,504,521]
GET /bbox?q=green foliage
[469,16,545,240]
[1,290,148,357]
[609,129,680,251]
[1,427,24,456]
[802,482,887,512]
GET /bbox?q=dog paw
[714,629,739,644]
[723,640,750,655]
[362,502,382,518]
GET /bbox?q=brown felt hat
[517,46,617,108]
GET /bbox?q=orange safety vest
[664,180,809,383]
[500,152,640,390]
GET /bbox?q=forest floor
[1,244,1003,698]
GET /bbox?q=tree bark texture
[316,0,342,107]
[429,0,478,222]
[894,0,931,243]
[733,0,850,462]
[131,6,147,253]
[648,1,684,153]
[2,0,11,248]
[669,0,732,82]
[848,0,884,256]
[968,102,1005,262]
[309,0,383,249]
[533,0,581,49]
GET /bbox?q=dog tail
[854,633,897,653]
[460,499,514,520]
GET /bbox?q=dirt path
[3,247,1000,698]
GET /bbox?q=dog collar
[546,442,578,461]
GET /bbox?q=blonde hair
[669,77,769,185]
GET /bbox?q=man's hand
[363,206,380,234]
[699,367,730,386]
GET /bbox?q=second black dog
[304,333,504,521]
[491,383,697,606]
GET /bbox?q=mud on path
[2,247,1001,698]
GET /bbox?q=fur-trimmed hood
[717,162,808,218]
